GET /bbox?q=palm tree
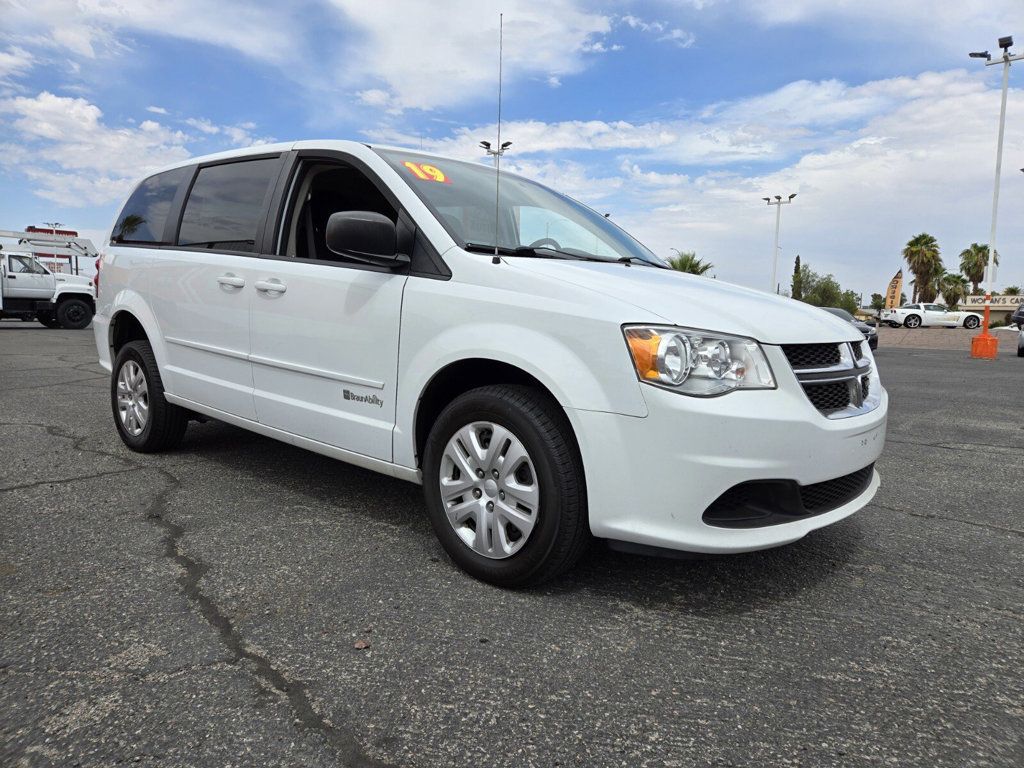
[902,233,942,302]
[939,272,969,309]
[1002,285,1021,296]
[668,250,714,275]
[958,243,999,294]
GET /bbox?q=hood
[506,259,861,345]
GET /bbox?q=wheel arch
[413,358,574,470]
[106,298,170,377]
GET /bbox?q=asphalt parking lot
[2,323,1021,767]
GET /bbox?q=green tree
[869,293,885,313]
[1002,285,1021,296]
[791,255,803,300]
[797,264,860,315]
[939,272,969,309]
[668,250,714,275]
[902,233,943,302]
[958,243,998,294]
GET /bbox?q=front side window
[9,255,45,274]
[112,167,191,244]
[178,158,279,253]
[926,304,946,312]
[280,162,397,261]
[374,148,665,267]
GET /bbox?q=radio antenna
[479,13,511,265]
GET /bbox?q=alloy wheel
[116,360,149,436]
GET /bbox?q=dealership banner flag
[885,270,903,310]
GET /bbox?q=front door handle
[6,274,16,279]
[254,279,287,295]
[217,274,245,288]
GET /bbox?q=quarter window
[112,166,191,244]
[178,158,279,253]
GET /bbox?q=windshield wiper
[617,255,670,269]
[463,242,667,268]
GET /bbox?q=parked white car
[880,302,982,329]
[0,253,95,328]
[94,141,887,586]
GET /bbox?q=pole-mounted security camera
[969,51,992,60]
[998,35,1013,51]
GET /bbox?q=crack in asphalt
[0,467,140,493]
[0,419,394,768]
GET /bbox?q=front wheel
[111,341,188,452]
[57,298,93,329]
[963,316,980,329]
[422,385,589,587]
[903,315,922,329]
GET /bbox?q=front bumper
[565,348,887,554]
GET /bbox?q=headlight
[623,325,776,397]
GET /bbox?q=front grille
[781,341,874,418]
[804,380,853,414]
[800,464,875,513]
[703,463,876,528]
[782,343,840,368]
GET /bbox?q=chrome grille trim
[783,341,880,419]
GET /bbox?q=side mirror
[325,211,409,267]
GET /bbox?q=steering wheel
[527,237,562,250]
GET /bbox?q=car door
[143,156,285,421]
[249,157,407,461]
[924,304,954,326]
[6,255,54,299]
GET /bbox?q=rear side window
[177,158,279,252]
[112,167,190,244]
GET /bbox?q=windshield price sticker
[403,161,451,183]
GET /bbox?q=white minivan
[95,141,887,586]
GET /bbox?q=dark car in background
[822,307,879,350]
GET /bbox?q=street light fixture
[969,34,1023,359]
[764,193,797,293]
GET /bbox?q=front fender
[393,321,648,469]
[53,284,95,302]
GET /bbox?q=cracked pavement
[1,323,1022,767]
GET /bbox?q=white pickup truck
[880,302,982,329]
[0,252,96,329]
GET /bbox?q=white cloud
[146,105,168,115]
[0,45,35,82]
[184,117,220,135]
[327,0,613,111]
[2,0,300,64]
[619,14,695,48]
[0,92,273,207]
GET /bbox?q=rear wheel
[422,384,589,587]
[111,340,188,452]
[903,314,922,329]
[963,315,980,329]
[57,298,93,329]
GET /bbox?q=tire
[37,311,61,328]
[422,384,589,587]
[903,315,922,329]
[57,298,93,329]
[110,340,188,452]
[963,316,980,329]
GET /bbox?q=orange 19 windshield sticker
[403,161,451,183]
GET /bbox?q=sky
[1,0,1023,297]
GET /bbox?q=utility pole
[763,194,796,293]
[969,36,1023,359]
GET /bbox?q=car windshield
[374,148,666,267]
[823,307,855,322]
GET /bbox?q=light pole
[969,36,1023,359]
[763,194,796,293]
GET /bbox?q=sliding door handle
[217,274,245,288]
